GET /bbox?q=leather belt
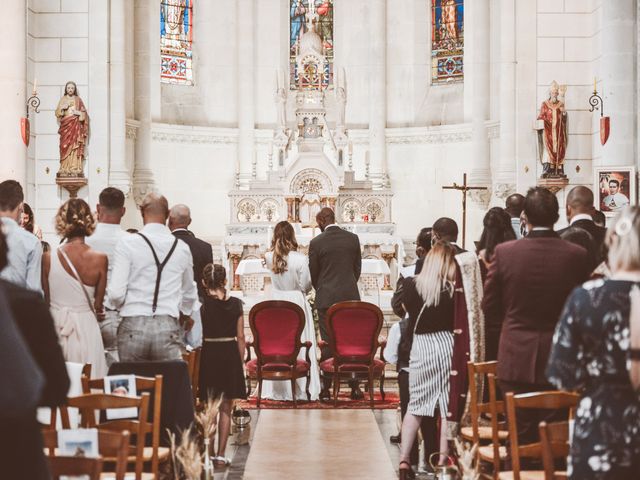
[204,337,237,343]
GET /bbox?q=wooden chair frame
[539,421,571,480]
[182,347,202,405]
[43,429,130,480]
[47,456,103,480]
[61,392,151,480]
[247,300,311,408]
[324,301,387,408]
[45,362,92,431]
[503,391,578,480]
[82,375,164,478]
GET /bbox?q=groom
[309,207,362,400]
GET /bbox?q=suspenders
[137,233,179,313]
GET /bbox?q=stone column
[109,0,131,195]
[467,0,492,206]
[369,0,388,183]
[494,0,516,198]
[237,0,255,182]
[0,0,26,185]
[133,0,156,205]
[600,0,637,166]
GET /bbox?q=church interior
[1,0,639,479]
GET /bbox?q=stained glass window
[290,0,334,89]
[161,0,193,85]
[431,0,464,84]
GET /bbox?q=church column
[467,0,492,206]
[600,0,636,166]
[133,0,157,205]
[369,0,388,185]
[237,0,255,182]
[494,0,516,199]
[0,0,26,185]
[109,0,131,195]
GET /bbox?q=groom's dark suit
[309,225,362,361]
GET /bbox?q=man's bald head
[140,193,169,225]
[566,186,595,221]
[315,207,335,231]
[168,204,192,231]
[505,193,525,218]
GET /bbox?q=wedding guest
[559,227,597,276]
[391,227,432,319]
[592,209,606,228]
[86,187,127,366]
[198,264,246,468]
[399,241,457,479]
[482,187,589,442]
[43,199,108,378]
[0,180,43,293]
[505,193,526,239]
[169,204,213,349]
[41,241,51,254]
[548,206,640,479]
[109,193,199,362]
[431,217,464,253]
[21,202,43,240]
[477,207,516,280]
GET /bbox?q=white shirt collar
[570,214,593,225]
[324,224,339,230]
[94,222,123,232]
[531,227,552,231]
[0,217,18,229]
[141,222,171,234]
[171,228,189,234]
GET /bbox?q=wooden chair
[82,375,166,479]
[43,429,130,480]
[245,300,312,408]
[500,391,578,480]
[319,301,387,407]
[182,347,202,404]
[44,363,92,431]
[47,455,103,480]
[61,392,151,480]
[539,421,571,480]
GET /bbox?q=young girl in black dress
[198,264,246,468]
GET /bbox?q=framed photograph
[594,167,636,217]
[57,428,99,458]
[104,374,137,420]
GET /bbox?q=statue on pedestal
[536,80,567,178]
[55,81,89,178]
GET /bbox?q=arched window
[161,0,194,85]
[431,0,464,84]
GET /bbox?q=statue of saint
[335,68,347,128]
[275,85,287,131]
[55,81,89,177]
[536,81,567,177]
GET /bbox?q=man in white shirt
[0,180,42,294]
[602,179,630,212]
[108,193,199,362]
[86,187,128,366]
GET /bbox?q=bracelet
[630,348,640,360]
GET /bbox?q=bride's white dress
[259,251,321,401]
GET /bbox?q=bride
[260,221,321,401]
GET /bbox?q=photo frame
[594,166,636,217]
[104,374,137,420]
[57,428,99,458]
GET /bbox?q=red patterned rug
[238,391,399,410]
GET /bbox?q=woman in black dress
[199,264,246,468]
[547,207,640,479]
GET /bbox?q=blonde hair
[606,206,640,273]
[414,241,457,307]
[55,199,96,239]
[270,221,298,274]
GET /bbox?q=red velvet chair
[245,300,312,408]
[320,301,387,407]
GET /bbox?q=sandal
[398,461,415,480]
[212,456,231,468]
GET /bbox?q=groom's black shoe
[319,388,331,402]
[350,387,364,400]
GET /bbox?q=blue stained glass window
[161,0,193,85]
[431,0,464,84]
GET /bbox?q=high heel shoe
[398,461,415,480]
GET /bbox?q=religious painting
[290,0,334,89]
[160,0,194,85]
[431,0,464,84]
[594,167,636,216]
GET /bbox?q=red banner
[20,118,30,146]
[600,116,610,146]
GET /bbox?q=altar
[223,13,399,311]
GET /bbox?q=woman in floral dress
[547,207,640,479]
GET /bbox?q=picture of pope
[602,178,630,212]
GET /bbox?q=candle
[268,142,273,156]
[348,141,353,155]
[593,77,597,94]
[32,77,37,95]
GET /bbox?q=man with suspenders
[108,193,199,362]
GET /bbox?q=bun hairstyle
[203,263,227,297]
[55,198,96,239]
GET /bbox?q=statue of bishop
[536,81,568,178]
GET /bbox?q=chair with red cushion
[245,300,311,408]
[320,301,387,407]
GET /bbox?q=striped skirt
[407,330,454,417]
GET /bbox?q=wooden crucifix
[442,173,488,249]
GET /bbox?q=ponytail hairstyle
[202,263,227,298]
[270,221,298,274]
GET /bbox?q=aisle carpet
[238,391,399,409]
